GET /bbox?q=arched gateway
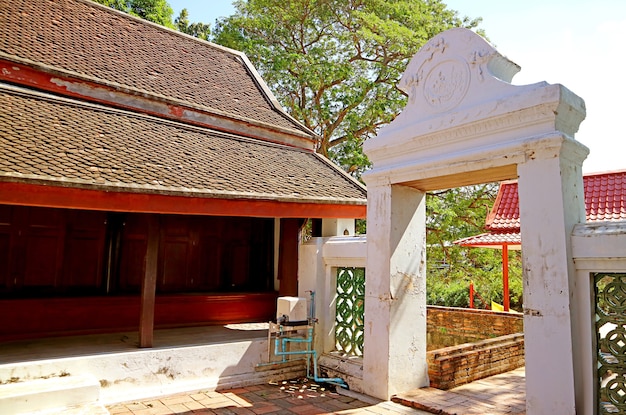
[362,28,588,414]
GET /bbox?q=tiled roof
[485,181,521,230]
[487,171,626,231]
[457,170,626,247]
[455,232,521,248]
[585,171,626,221]
[0,85,366,204]
[0,0,309,137]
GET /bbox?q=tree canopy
[92,0,210,37]
[175,8,212,40]
[426,184,523,310]
[213,0,483,176]
[92,0,176,28]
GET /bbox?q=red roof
[456,170,626,247]
[454,231,522,248]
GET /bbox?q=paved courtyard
[107,377,430,415]
[107,368,526,415]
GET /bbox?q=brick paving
[108,368,526,415]
[392,367,526,415]
[107,378,430,415]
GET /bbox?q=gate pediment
[363,28,587,191]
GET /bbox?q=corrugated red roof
[457,170,626,247]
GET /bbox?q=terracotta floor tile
[250,404,284,414]
[107,370,527,415]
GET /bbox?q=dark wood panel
[0,296,140,340]
[0,233,9,290]
[117,214,149,292]
[158,215,194,291]
[1,206,276,297]
[196,235,221,290]
[0,293,278,341]
[154,293,278,326]
[62,210,107,289]
[21,208,65,288]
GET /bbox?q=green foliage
[427,278,470,308]
[425,184,523,311]
[91,0,175,28]
[94,0,127,10]
[212,0,482,176]
[129,0,174,27]
[175,8,211,40]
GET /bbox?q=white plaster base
[0,338,305,405]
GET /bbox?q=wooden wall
[0,204,291,340]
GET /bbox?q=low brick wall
[427,306,524,389]
[321,306,525,392]
[427,333,525,389]
[427,305,523,339]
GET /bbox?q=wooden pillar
[139,214,159,348]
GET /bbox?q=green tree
[213,0,482,176]
[91,0,175,28]
[175,8,211,40]
[426,184,523,310]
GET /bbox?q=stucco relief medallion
[422,58,470,111]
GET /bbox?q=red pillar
[502,244,510,312]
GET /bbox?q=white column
[298,237,326,354]
[517,137,587,414]
[362,183,428,399]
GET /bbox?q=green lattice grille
[596,273,626,414]
[335,267,365,356]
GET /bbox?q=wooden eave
[0,181,367,219]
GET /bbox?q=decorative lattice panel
[596,273,626,414]
[335,267,365,356]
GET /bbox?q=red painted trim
[0,182,367,218]
[0,59,315,150]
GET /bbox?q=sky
[169,0,626,174]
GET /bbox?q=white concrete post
[362,183,428,399]
[517,138,588,414]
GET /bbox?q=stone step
[0,375,101,414]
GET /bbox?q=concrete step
[0,375,101,415]
[28,402,109,415]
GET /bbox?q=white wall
[299,220,626,411]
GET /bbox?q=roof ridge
[2,0,316,146]
[75,0,243,57]
[76,0,316,138]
